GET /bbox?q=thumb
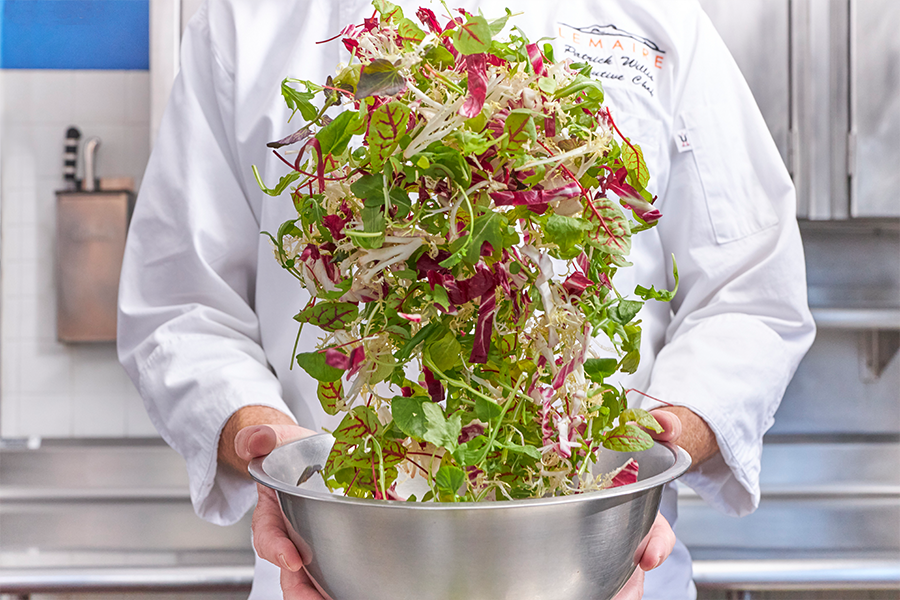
[235,423,316,461]
[648,408,682,443]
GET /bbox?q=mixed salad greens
[254,0,677,502]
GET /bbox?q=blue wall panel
[0,0,149,70]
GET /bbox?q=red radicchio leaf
[544,115,557,138]
[342,38,359,55]
[322,214,350,240]
[416,251,452,277]
[490,190,549,214]
[605,168,661,223]
[562,272,593,297]
[609,459,639,488]
[423,367,444,403]
[458,422,485,444]
[490,182,580,215]
[416,7,443,34]
[398,312,422,323]
[347,346,365,377]
[401,386,413,397]
[525,43,547,76]
[324,348,350,370]
[469,288,497,364]
[459,53,488,119]
[324,346,365,376]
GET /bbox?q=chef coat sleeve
[117,2,294,526]
[642,11,816,517]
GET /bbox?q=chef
[117,1,816,598]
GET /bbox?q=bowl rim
[249,433,691,510]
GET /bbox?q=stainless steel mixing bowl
[250,434,691,600]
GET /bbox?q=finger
[611,567,644,600]
[235,423,316,461]
[648,409,681,443]
[633,513,676,571]
[252,484,305,572]
[281,566,326,600]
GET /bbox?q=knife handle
[64,126,80,191]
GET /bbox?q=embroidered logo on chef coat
[675,129,692,152]
[555,23,665,98]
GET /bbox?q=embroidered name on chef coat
[554,23,665,98]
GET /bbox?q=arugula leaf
[252,165,301,197]
[422,403,462,452]
[608,299,643,325]
[316,110,363,157]
[281,78,319,122]
[635,256,679,302]
[464,212,511,264]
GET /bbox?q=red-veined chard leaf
[366,100,411,170]
[451,14,492,55]
[397,17,425,50]
[317,380,343,415]
[621,141,650,189]
[294,301,359,331]
[620,408,663,434]
[504,109,537,151]
[372,0,403,23]
[356,59,407,100]
[602,422,654,452]
[586,194,632,256]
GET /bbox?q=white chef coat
[118,1,816,598]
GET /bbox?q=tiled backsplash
[0,69,156,438]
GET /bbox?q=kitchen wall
[0,0,157,439]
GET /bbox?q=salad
[254,0,677,502]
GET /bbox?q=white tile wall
[1,69,156,439]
